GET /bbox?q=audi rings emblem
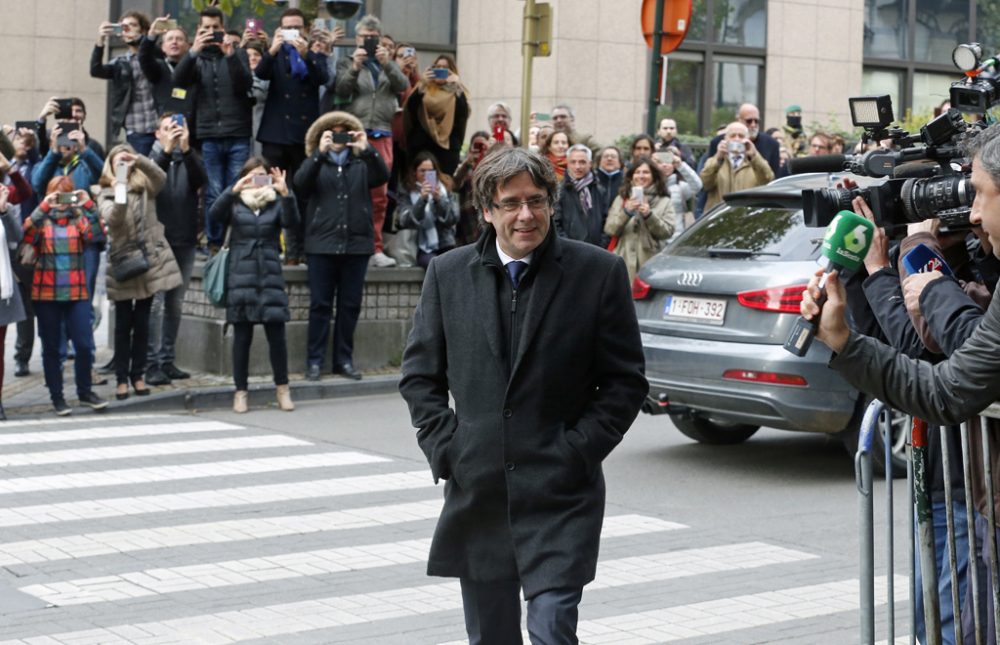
[677,272,704,287]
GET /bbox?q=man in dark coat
[399,147,648,643]
[554,143,609,248]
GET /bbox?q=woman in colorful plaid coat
[22,176,108,416]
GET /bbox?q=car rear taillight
[723,369,808,387]
[736,284,807,313]
[632,276,652,300]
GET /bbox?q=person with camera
[800,123,1000,644]
[143,113,205,387]
[402,54,469,177]
[554,144,609,248]
[209,158,298,413]
[294,111,389,382]
[333,14,408,269]
[395,151,458,269]
[653,147,702,240]
[0,185,26,419]
[700,121,774,213]
[253,8,328,265]
[173,6,253,254]
[139,19,195,132]
[97,146,181,401]
[603,156,674,284]
[655,117,696,167]
[23,177,107,416]
[451,131,490,247]
[91,11,159,156]
[35,97,106,162]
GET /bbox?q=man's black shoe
[333,363,362,381]
[97,358,115,374]
[78,391,109,410]
[145,366,171,386]
[305,364,322,382]
[14,361,28,377]
[162,363,190,380]
[53,399,72,416]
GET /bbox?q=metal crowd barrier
[857,399,1000,645]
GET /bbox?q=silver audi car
[635,173,906,473]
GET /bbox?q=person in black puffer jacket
[208,157,299,414]
[294,111,389,382]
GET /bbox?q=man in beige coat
[700,121,774,213]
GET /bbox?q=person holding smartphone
[452,131,491,247]
[139,18,195,134]
[91,11,159,155]
[699,120,774,213]
[294,111,389,382]
[402,54,470,177]
[209,157,299,413]
[333,14,408,269]
[603,156,674,284]
[97,146,181,401]
[22,177,108,416]
[395,152,459,268]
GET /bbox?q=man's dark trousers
[460,579,583,645]
[305,253,368,370]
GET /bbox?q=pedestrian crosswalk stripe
[0,470,435,528]
[18,515,687,605]
[0,434,311,468]
[0,413,169,429]
[0,451,390,495]
[4,546,829,643]
[436,576,910,645]
[0,500,446,566]
[0,420,244,447]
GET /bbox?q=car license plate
[663,294,727,325]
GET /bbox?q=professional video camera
[793,43,998,231]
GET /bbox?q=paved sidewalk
[4,301,401,418]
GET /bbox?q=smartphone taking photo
[252,175,273,187]
[56,192,78,205]
[55,99,73,120]
[280,28,299,41]
[362,36,379,57]
[115,161,129,184]
[331,132,352,144]
[631,186,646,204]
[425,170,438,192]
[432,67,449,80]
[170,114,185,127]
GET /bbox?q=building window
[670,0,767,136]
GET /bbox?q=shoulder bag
[108,193,151,282]
[202,225,231,307]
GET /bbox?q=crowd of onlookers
[0,5,851,418]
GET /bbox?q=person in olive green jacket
[700,121,774,213]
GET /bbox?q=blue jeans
[35,300,94,402]
[126,132,156,157]
[147,245,195,367]
[58,245,101,362]
[915,500,970,645]
[202,137,250,246]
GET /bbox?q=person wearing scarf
[0,185,26,419]
[295,111,389,383]
[98,144,181,401]
[253,8,329,266]
[209,157,299,413]
[603,156,675,284]
[541,130,571,180]
[402,54,470,177]
[554,144,610,248]
[396,152,459,268]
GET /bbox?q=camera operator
[35,98,105,161]
[700,121,773,212]
[802,122,1000,644]
[842,190,995,645]
[91,11,158,155]
[172,6,253,253]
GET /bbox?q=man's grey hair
[487,102,511,118]
[473,147,558,215]
[567,144,592,162]
[356,14,383,35]
[965,124,1000,190]
[552,103,575,119]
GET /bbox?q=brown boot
[276,384,294,411]
[233,390,249,413]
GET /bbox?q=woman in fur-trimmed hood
[294,111,389,381]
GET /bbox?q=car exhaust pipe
[642,393,693,416]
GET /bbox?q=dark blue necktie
[506,260,527,288]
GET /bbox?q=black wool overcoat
[399,226,648,598]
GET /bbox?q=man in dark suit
[399,147,648,644]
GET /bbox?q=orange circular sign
[641,0,693,54]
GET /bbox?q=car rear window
[670,206,824,261]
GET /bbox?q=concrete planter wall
[172,263,425,376]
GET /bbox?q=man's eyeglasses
[493,196,549,214]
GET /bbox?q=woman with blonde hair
[98,144,181,400]
[403,53,470,176]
